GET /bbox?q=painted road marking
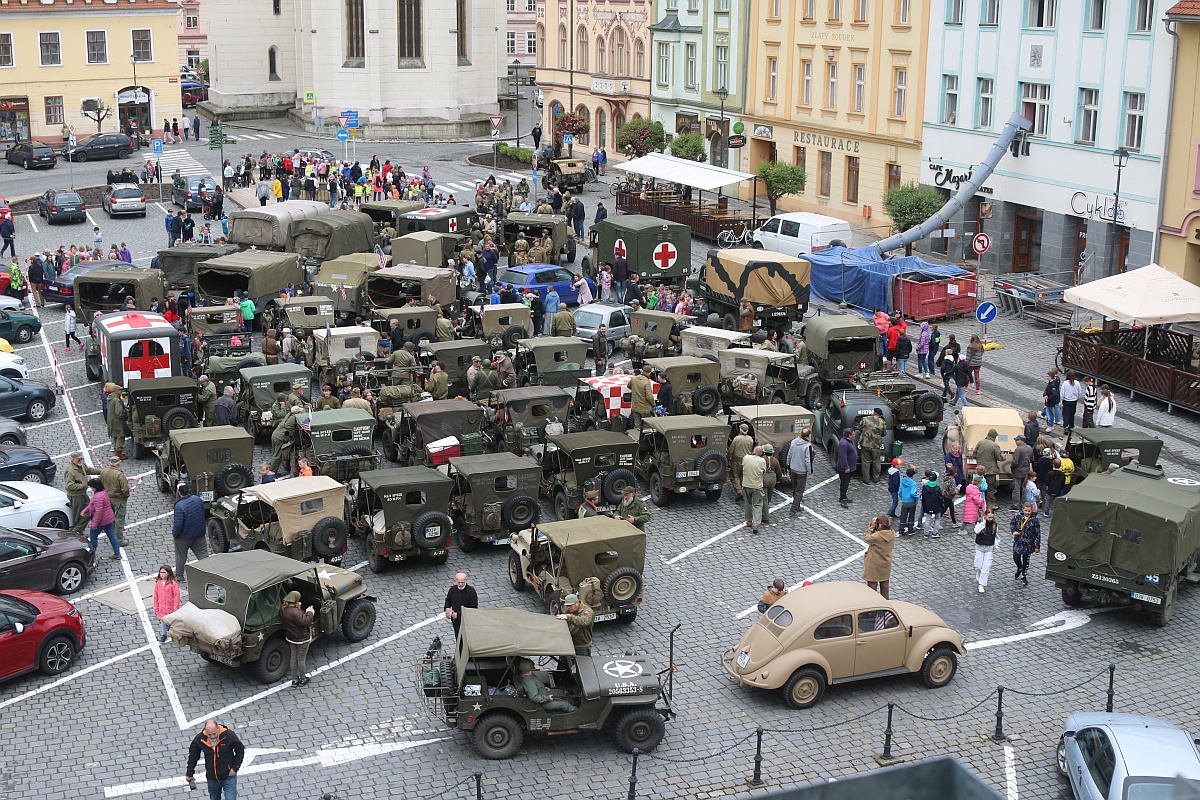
[29,359,83,371]
[0,644,154,713]
[1005,743,1019,800]
[25,215,37,233]
[125,510,173,529]
[966,609,1108,651]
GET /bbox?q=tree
[616,118,666,158]
[553,112,590,138]
[883,183,946,255]
[757,161,806,215]
[669,132,707,163]
[80,99,114,133]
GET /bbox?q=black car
[5,143,57,170]
[0,528,97,595]
[171,176,217,211]
[36,189,86,225]
[0,377,55,422]
[0,446,56,484]
[0,418,26,446]
[61,133,132,162]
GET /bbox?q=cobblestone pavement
[3,144,1198,800]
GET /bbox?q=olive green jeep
[472,304,534,350]
[447,452,541,552]
[539,431,638,521]
[237,363,312,443]
[293,408,380,481]
[154,426,255,509]
[854,371,944,439]
[544,158,590,194]
[126,376,200,458]
[717,348,821,414]
[205,475,350,566]
[635,415,729,506]
[803,314,880,387]
[512,337,590,388]
[383,399,486,466]
[646,356,722,417]
[485,386,572,455]
[345,467,454,571]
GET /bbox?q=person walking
[1010,435,1034,507]
[940,465,959,527]
[196,375,217,427]
[154,566,181,642]
[100,456,131,544]
[898,466,920,536]
[862,515,896,599]
[950,354,971,406]
[973,510,998,593]
[741,446,767,535]
[787,427,814,515]
[856,408,885,484]
[81,477,120,560]
[1060,370,1082,433]
[920,470,945,539]
[836,429,857,508]
[1011,502,1041,585]
[1023,473,1042,514]
[1042,368,1062,427]
[281,591,315,687]
[962,474,986,533]
[728,422,754,501]
[916,321,932,377]
[761,444,782,526]
[64,306,82,350]
[966,334,984,394]
[171,484,208,580]
[0,215,16,259]
[107,386,129,459]
[1081,376,1098,428]
[1094,384,1117,427]
[973,428,1004,510]
[443,572,478,637]
[894,328,913,373]
[185,720,244,800]
[885,457,904,517]
[64,451,101,533]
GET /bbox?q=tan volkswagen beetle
[721,582,966,709]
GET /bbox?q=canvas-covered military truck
[645,356,722,417]
[636,415,729,505]
[424,339,492,397]
[238,363,311,442]
[86,310,181,385]
[512,337,590,388]
[680,326,752,360]
[195,250,305,328]
[540,431,638,520]
[187,305,250,359]
[346,467,454,570]
[804,314,880,387]
[473,304,535,350]
[384,399,486,466]
[263,295,336,334]
[693,248,811,333]
[228,200,330,250]
[360,199,427,234]
[74,268,167,325]
[544,157,589,194]
[313,253,381,324]
[154,426,255,507]
[287,209,374,275]
[126,376,199,458]
[156,243,240,288]
[365,265,458,314]
[293,408,379,481]
[584,214,690,287]
[1048,464,1200,626]
[499,213,576,265]
[448,452,541,551]
[486,386,572,455]
[391,230,465,268]
[718,348,820,413]
[206,475,350,566]
[397,205,478,236]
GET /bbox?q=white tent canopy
[1063,264,1200,325]
[615,152,756,192]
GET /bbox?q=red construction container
[894,272,977,321]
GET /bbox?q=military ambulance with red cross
[85,310,182,385]
[585,214,690,289]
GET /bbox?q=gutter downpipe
[1154,19,1179,263]
[875,113,1033,255]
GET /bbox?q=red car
[0,589,85,682]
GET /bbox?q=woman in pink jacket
[961,473,986,531]
[81,477,120,560]
[154,565,181,642]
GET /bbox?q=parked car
[573,302,632,350]
[0,589,86,682]
[751,212,851,257]
[0,446,55,483]
[1056,712,1200,800]
[61,132,133,162]
[0,527,97,594]
[101,183,147,218]
[172,176,218,211]
[0,353,27,380]
[5,142,57,170]
[0,482,72,529]
[180,82,209,107]
[43,260,139,306]
[0,418,25,446]
[494,263,595,305]
[0,377,54,422]
[0,311,41,345]
[295,147,337,163]
[36,189,86,225]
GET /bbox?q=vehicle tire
[132,440,147,459]
[55,561,86,594]
[923,426,939,439]
[21,468,44,484]
[783,667,826,709]
[692,385,720,416]
[704,488,722,501]
[805,382,822,411]
[38,635,77,676]
[38,511,69,529]
[501,324,525,350]
[507,551,527,591]
[1152,579,1177,627]
[602,467,636,504]
[644,334,665,347]
[156,461,171,493]
[566,238,577,263]
[771,391,787,405]
[1056,736,1069,777]
[472,713,524,760]
[161,407,198,432]
[553,490,571,521]
[613,707,666,753]
[342,443,376,473]
[117,148,130,159]
[24,399,47,422]
[618,607,638,624]
[254,637,289,684]
[311,516,349,557]
[914,392,943,423]
[581,256,594,280]
[16,326,33,344]
[216,463,252,495]
[411,510,453,550]
[501,494,539,531]
[207,519,229,554]
[722,313,738,331]
[454,523,478,553]
[74,151,87,163]
[367,546,388,573]
[0,434,19,445]
[920,646,959,688]
[409,329,434,346]
[696,450,729,483]
[649,471,669,507]
[85,360,102,382]
[1061,584,1083,607]
[236,357,262,373]
[602,565,643,605]
[22,159,30,170]
[438,659,459,714]
[341,597,376,642]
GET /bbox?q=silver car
[573,302,632,351]
[101,183,146,218]
[1057,713,1200,800]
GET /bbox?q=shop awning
[1063,264,1200,325]
[615,152,757,192]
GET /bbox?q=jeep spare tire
[412,510,453,549]
[501,494,539,531]
[161,407,198,432]
[915,391,944,423]
[215,463,253,495]
[696,450,729,483]
[311,516,349,557]
[409,329,434,346]
[602,467,637,504]
[501,324,525,350]
[692,385,720,416]
[602,565,643,606]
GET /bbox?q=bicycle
[610,179,638,196]
[716,222,755,248]
[583,166,598,184]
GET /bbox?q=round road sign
[976,302,998,324]
[972,232,992,255]
[336,128,350,142]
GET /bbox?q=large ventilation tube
[875,113,1034,254]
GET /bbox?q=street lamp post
[714,84,729,169]
[1109,146,1130,277]
[130,54,138,135]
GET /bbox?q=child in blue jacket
[920,470,945,538]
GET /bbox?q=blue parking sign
[151,139,163,154]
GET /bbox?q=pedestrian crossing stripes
[152,146,209,178]
[234,133,288,141]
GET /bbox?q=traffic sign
[972,232,992,255]
[151,138,163,154]
[531,168,538,179]
[336,129,350,142]
[491,129,500,139]
[489,115,504,130]
[303,91,316,104]
[976,302,998,324]
[339,110,359,129]
[68,135,76,148]
[563,133,574,144]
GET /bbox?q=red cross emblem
[103,312,159,334]
[416,208,441,215]
[653,242,678,270]
[613,238,627,259]
[448,217,459,232]
[122,339,172,380]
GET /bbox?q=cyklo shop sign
[1070,191,1127,225]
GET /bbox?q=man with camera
[185,719,244,799]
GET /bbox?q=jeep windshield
[829,337,877,353]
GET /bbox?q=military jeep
[509,517,645,625]
[293,408,379,481]
[74,268,167,325]
[645,356,722,417]
[264,295,336,334]
[175,550,375,683]
[346,467,454,571]
[512,337,590,388]
[126,376,200,458]
[237,363,311,442]
[205,475,350,567]
[636,415,729,505]
[486,386,573,455]
[620,309,691,368]
[803,314,880,387]
[187,305,251,359]
[813,391,898,471]
[424,339,493,398]
[855,371,944,439]
[728,405,818,465]
[540,431,639,521]
[717,348,820,414]
[499,213,576,266]
[307,325,381,390]
[371,307,443,345]
[448,452,541,552]
[680,326,752,360]
[154,426,255,507]
[313,253,380,324]
[419,607,672,759]
[1060,427,1163,484]
[384,399,486,466]
[544,158,589,194]
[473,304,534,350]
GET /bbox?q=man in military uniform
[290,382,311,411]
[555,592,594,656]
[315,384,341,411]
[493,351,517,389]
[857,408,886,484]
[101,456,132,544]
[265,392,290,430]
[628,365,655,431]
[343,387,372,412]
[728,422,755,502]
[434,314,454,342]
[470,359,501,401]
[513,233,529,266]
[515,657,577,712]
[425,362,449,400]
[577,488,602,518]
[269,406,304,473]
[614,485,650,531]
[465,354,483,388]
[107,386,130,459]
[196,376,217,427]
[551,305,577,337]
[387,341,418,386]
[974,428,1005,509]
[527,236,545,264]
[65,451,101,534]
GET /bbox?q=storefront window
[0,98,31,142]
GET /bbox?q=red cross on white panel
[653,242,678,270]
[122,339,173,380]
[613,238,627,259]
[448,217,458,232]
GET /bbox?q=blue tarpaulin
[805,246,971,316]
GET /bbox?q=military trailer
[195,250,305,329]
[717,348,820,413]
[1060,427,1163,483]
[645,356,722,416]
[206,475,350,567]
[621,308,691,366]
[372,307,442,346]
[636,415,730,505]
[74,268,167,325]
[228,200,330,250]
[86,310,181,385]
[804,314,880,387]
[499,213,576,265]
[293,408,379,480]
[448,452,541,551]
[307,325,381,390]
[173,551,375,683]
[424,339,492,397]
[154,426,255,506]
[313,253,382,324]
[264,295,336,335]
[384,399,486,466]
[486,386,572,455]
[287,209,375,275]
[540,431,639,520]
[365,265,458,314]
[509,517,645,622]
[156,243,240,289]
[392,230,464,267]
[419,607,672,759]
[126,376,200,458]
[397,205,479,236]
[346,467,454,571]
[855,371,944,439]
[585,215,690,287]
[512,337,590,388]
[680,326,752,360]
[238,363,311,442]
[694,248,811,332]
[473,303,535,350]
[1048,464,1200,626]
[728,405,818,476]
[544,157,589,194]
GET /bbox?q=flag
[874,611,895,631]
[374,244,388,270]
[340,284,347,300]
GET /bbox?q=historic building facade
[1157,1,1200,284]
[176,0,207,71]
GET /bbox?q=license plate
[675,470,699,478]
[200,491,214,501]
[424,526,440,538]
[1131,591,1163,605]
[736,651,750,669]
[492,538,509,546]
[595,613,617,622]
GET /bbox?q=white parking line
[25,215,37,233]
[125,510,173,529]
[267,133,287,139]
[154,203,169,215]
[25,417,70,430]
[86,211,96,226]
[0,644,153,712]
[52,443,110,459]
[29,359,82,371]
[1004,744,1019,800]
[735,548,868,619]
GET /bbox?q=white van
[752,212,852,257]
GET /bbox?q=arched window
[536,24,544,67]
[577,26,589,72]
[614,111,626,138]
[634,40,645,78]
[596,36,606,74]
[597,108,606,148]
[615,29,627,76]
[558,25,567,68]
[575,105,590,145]
[268,46,280,81]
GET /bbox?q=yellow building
[1158,1,1200,284]
[0,0,181,144]
[739,0,930,229]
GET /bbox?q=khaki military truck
[346,467,454,571]
[423,339,492,397]
[512,337,589,388]
[645,356,722,416]
[397,205,478,237]
[195,250,305,329]
[693,248,811,332]
[187,305,251,359]
[264,295,336,334]
[313,253,382,324]
[803,314,880,387]
[287,209,375,276]
[717,348,821,413]
[391,230,465,268]
[156,243,240,289]
[365,264,458,315]
[307,325,381,390]
[584,214,690,287]
[509,517,645,624]
[499,213,576,266]
[384,399,486,466]
[680,326,752,360]
[472,303,534,350]
[154,426,256,507]
[447,452,541,552]
[486,386,572,455]
[636,415,730,505]
[371,307,442,347]
[855,371,944,439]
[293,408,379,480]
[74,268,167,325]
[173,551,375,683]
[238,363,311,442]
[544,157,589,194]
[1048,464,1200,626]
[126,376,200,458]
[540,431,639,520]
[728,404,817,478]
[206,475,350,567]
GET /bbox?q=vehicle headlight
[12,358,23,366]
